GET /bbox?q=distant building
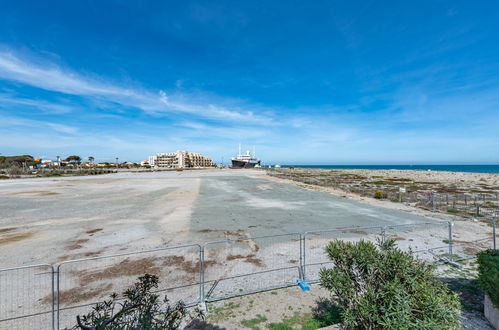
[149,150,213,168]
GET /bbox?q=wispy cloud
[0,51,274,124]
[0,94,75,114]
[0,113,79,134]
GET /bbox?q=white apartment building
[149,150,213,168]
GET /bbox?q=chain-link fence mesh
[0,264,54,330]
[203,233,301,301]
[56,245,201,329]
[383,222,451,262]
[451,217,496,262]
[303,226,383,282]
[1,218,496,329]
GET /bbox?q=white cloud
[0,95,75,114]
[0,51,274,124]
[0,114,78,134]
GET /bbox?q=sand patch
[0,231,35,245]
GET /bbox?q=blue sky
[1,1,498,164]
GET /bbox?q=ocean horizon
[279,164,499,174]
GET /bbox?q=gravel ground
[0,169,494,329]
[0,168,437,267]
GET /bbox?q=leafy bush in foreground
[477,249,499,308]
[74,274,202,330]
[319,239,461,329]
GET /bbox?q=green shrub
[73,274,202,329]
[373,191,387,199]
[319,239,461,329]
[477,249,499,308]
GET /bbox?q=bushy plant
[373,191,388,199]
[74,274,202,330]
[477,249,499,308]
[319,239,461,329]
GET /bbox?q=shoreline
[278,165,499,174]
[265,168,499,219]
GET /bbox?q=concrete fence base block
[484,294,499,329]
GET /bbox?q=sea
[280,165,499,174]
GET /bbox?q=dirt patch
[43,283,113,305]
[55,250,103,262]
[245,256,265,267]
[85,228,103,234]
[224,230,246,238]
[8,191,59,196]
[226,254,264,267]
[0,227,16,234]
[342,229,369,235]
[78,257,161,286]
[67,238,90,250]
[463,246,481,255]
[84,251,101,257]
[76,239,90,244]
[67,244,83,250]
[387,235,406,241]
[198,229,218,233]
[0,231,35,245]
[162,255,216,273]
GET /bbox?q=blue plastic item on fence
[297,279,310,291]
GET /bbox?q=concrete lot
[0,169,432,267]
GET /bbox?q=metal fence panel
[451,217,496,262]
[0,264,54,330]
[203,233,301,301]
[303,226,383,282]
[383,222,451,262]
[56,244,201,329]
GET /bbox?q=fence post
[199,245,205,303]
[302,233,307,282]
[448,221,454,262]
[381,226,387,244]
[55,265,60,330]
[51,266,55,330]
[299,234,303,281]
[432,193,436,212]
[493,212,497,250]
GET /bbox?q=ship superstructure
[231,145,261,168]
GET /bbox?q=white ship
[231,145,261,168]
